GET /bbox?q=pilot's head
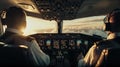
[104,8,120,33]
[5,6,26,31]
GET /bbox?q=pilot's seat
[96,48,120,67]
[0,43,34,66]
[0,16,35,66]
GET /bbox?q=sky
[23,15,105,36]
[24,16,57,35]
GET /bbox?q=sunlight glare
[23,16,57,36]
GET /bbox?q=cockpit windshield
[24,15,107,38]
[24,16,57,35]
[63,15,107,38]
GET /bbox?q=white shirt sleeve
[78,44,101,67]
[28,40,50,66]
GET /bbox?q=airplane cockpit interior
[0,0,120,67]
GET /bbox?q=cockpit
[0,0,120,67]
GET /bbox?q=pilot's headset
[103,8,120,31]
[0,9,7,25]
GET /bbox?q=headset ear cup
[103,13,111,31]
[104,23,111,31]
[0,10,7,25]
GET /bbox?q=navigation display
[46,40,51,47]
[76,40,82,47]
[53,40,59,49]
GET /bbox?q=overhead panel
[33,0,84,20]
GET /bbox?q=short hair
[5,6,26,27]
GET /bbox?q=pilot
[0,6,50,66]
[78,8,120,67]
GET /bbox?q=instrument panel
[39,39,89,50]
[31,33,103,67]
[31,33,102,54]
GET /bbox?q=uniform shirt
[0,28,50,67]
[78,33,120,67]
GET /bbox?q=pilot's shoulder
[26,36,35,41]
[15,35,35,42]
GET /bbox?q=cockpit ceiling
[0,0,39,13]
[0,0,120,20]
[12,0,40,13]
[0,0,84,20]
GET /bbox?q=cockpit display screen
[46,40,51,46]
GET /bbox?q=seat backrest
[96,48,120,67]
[0,43,34,66]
